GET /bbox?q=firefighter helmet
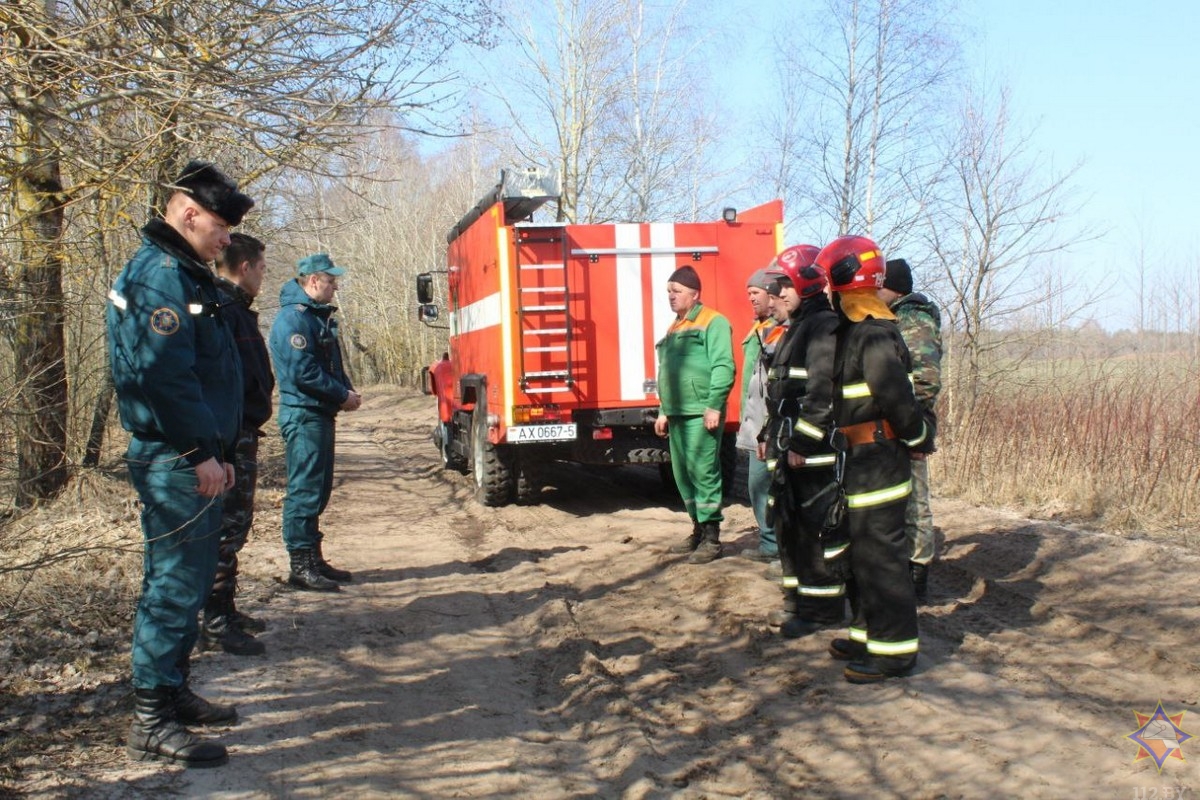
[817,235,885,292]
[765,244,825,297]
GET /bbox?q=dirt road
[62,387,1200,798]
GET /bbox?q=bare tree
[762,0,958,251]
[0,0,495,504]
[483,0,722,223]
[924,83,1094,415]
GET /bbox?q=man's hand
[787,450,806,469]
[223,462,236,492]
[756,441,767,461]
[341,390,362,411]
[195,457,227,497]
[703,408,721,431]
[654,414,668,438]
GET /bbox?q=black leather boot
[668,521,703,554]
[314,540,352,583]
[288,549,340,592]
[201,560,265,656]
[174,655,237,726]
[127,687,228,767]
[201,614,265,656]
[688,521,722,564]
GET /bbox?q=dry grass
[0,430,289,794]
[937,354,1200,542]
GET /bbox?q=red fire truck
[418,169,783,506]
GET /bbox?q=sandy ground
[19,386,1200,798]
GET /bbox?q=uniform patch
[289,333,307,350]
[149,307,181,335]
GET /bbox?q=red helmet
[765,244,826,297]
[816,235,885,292]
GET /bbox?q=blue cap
[297,253,345,276]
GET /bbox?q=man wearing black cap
[878,259,942,602]
[270,253,361,592]
[654,265,736,563]
[107,159,254,767]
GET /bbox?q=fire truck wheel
[513,456,542,505]
[471,412,515,506]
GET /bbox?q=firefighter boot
[173,655,237,726]
[911,561,930,604]
[688,522,722,564]
[767,589,799,628]
[288,549,341,592]
[200,560,265,656]
[844,654,918,684]
[668,521,703,554]
[314,539,353,583]
[828,638,868,661]
[127,687,228,768]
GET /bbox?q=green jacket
[656,302,735,417]
[106,219,242,465]
[270,278,354,415]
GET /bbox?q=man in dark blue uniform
[269,253,361,592]
[107,160,253,767]
[199,233,273,656]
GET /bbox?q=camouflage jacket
[890,292,942,418]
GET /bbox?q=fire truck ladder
[515,230,574,395]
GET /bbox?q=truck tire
[513,454,542,505]
[471,411,514,506]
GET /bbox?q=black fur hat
[171,160,254,226]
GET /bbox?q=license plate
[508,424,577,443]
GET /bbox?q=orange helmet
[817,235,885,292]
[765,244,826,297]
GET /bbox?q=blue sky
[716,0,1199,329]
[971,0,1200,329]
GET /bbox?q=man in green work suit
[655,265,736,564]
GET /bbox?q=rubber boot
[315,539,353,583]
[288,549,340,592]
[174,655,237,726]
[911,561,929,603]
[688,522,722,564]
[201,559,265,656]
[668,521,703,554]
[767,589,798,628]
[127,687,228,768]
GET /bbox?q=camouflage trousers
[218,429,260,561]
[905,455,935,565]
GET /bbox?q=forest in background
[2,0,1197,537]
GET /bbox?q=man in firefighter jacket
[759,245,847,638]
[655,265,736,564]
[199,233,273,657]
[879,258,942,602]
[270,253,362,592]
[107,159,253,767]
[817,235,928,683]
[737,268,784,562]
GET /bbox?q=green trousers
[667,414,724,524]
[127,438,222,689]
[279,406,336,552]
